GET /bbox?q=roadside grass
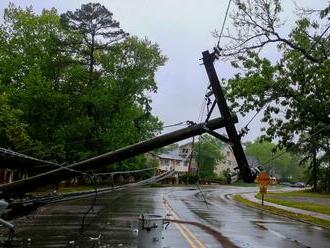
[58,186,95,193]
[255,193,330,215]
[233,195,330,229]
[267,190,330,198]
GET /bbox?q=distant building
[154,142,197,183]
[214,145,236,175]
[214,145,260,176]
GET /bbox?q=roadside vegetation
[255,192,330,215]
[245,140,306,181]
[219,0,330,192]
[233,195,330,229]
[0,3,166,176]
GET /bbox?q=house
[0,169,28,184]
[214,145,237,175]
[155,142,197,183]
[214,144,260,176]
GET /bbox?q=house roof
[158,150,183,161]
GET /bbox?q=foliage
[219,0,330,191]
[245,139,305,181]
[194,134,224,178]
[60,2,128,84]
[0,3,166,171]
[179,174,199,184]
[0,94,30,150]
[233,194,330,229]
[319,166,330,192]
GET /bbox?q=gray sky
[1,0,327,142]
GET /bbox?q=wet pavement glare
[4,186,330,248]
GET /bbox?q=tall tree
[216,0,330,190]
[194,134,224,178]
[60,2,128,84]
[0,4,165,171]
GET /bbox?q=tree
[245,139,305,181]
[216,0,330,191]
[60,2,128,84]
[0,4,166,172]
[1,5,68,86]
[0,94,30,150]
[194,134,224,178]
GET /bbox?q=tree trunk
[89,33,95,85]
[311,147,319,192]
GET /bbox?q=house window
[176,160,180,166]
[163,159,169,166]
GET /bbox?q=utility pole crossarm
[202,50,256,183]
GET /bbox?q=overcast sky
[0,0,327,143]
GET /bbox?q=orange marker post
[257,171,270,206]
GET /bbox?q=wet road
[165,186,330,248]
[5,186,330,247]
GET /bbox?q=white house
[214,145,260,176]
[156,143,197,183]
[214,145,237,175]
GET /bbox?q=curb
[233,193,330,230]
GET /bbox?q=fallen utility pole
[202,49,256,183]
[0,116,237,198]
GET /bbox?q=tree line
[217,0,330,191]
[0,3,166,173]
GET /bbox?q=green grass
[255,192,330,215]
[267,190,330,198]
[58,186,95,193]
[233,195,330,229]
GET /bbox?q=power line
[239,103,269,137]
[217,0,232,48]
[95,167,157,177]
[308,23,330,53]
[39,170,176,204]
[0,147,59,167]
[233,23,330,138]
[244,103,268,128]
[163,120,195,129]
[261,123,330,167]
[163,121,186,128]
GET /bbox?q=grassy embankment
[233,194,330,229]
[255,191,330,215]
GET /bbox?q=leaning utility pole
[0,116,237,198]
[202,49,256,183]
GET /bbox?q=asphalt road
[3,186,330,247]
[165,186,330,248]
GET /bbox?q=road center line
[162,194,206,248]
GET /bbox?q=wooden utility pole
[202,50,256,183]
[0,116,237,198]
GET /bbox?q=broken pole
[0,116,237,198]
[202,50,256,183]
